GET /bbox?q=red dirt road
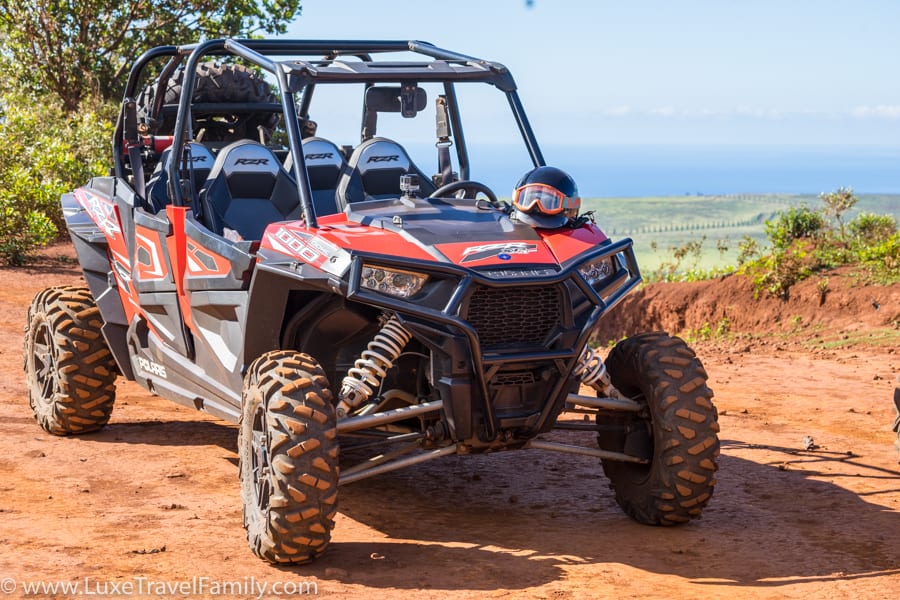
[1,252,899,599]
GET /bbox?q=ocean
[456,144,900,198]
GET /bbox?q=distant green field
[581,193,900,277]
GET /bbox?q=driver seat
[335,137,436,208]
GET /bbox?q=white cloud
[601,105,632,116]
[851,105,900,120]
[648,106,676,117]
[734,106,784,119]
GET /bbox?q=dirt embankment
[595,267,900,347]
[0,246,898,600]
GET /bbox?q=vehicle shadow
[293,433,900,591]
[90,419,238,454]
[82,415,900,591]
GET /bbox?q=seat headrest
[354,139,412,174]
[217,141,281,178]
[156,142,216,174]
[184,143,216,174]
[302,138,344,170]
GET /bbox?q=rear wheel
[23,286,117,435]
[239,350,339,564]
[598,332,719,525]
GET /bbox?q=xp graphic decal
[461,242,538,263]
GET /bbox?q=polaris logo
[234,158,269,165]
[305,152,334,160]
[137,356,167,379]
[366,155,399,163]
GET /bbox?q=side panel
[74,183,140,322]
[63,181,135,379]
[181,216,256,399]
[132,208,192,356]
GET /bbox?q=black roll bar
[118,38,547,226]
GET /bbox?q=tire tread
[599,332,719,525]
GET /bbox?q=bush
[742,189,900,296]
[763,205,826,251]
[856,231,900,280]
[0,91,113,264]
[746,245,813,299]
[848,212,897,246]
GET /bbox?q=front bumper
[345,238,642,447]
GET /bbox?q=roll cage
[114,38,547,230]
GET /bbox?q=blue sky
[286,0,900,147]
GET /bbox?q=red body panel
[261,217,435,262]
[165,206,196,333]
[74,188,140,322]
[538,223,610,264]
[185,240,232,277]
[134,225,170,281]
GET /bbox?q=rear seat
[143,143,216,213]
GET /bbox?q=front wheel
[598,332,719,525]
[238,350,339,564]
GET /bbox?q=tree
[0,88,113,264]
[0,0,301,112]
[819,186,857,244]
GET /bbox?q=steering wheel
[430,180,499,206]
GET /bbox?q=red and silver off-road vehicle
[24,39,719,563]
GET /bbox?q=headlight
[360,264,429,298]
[578,256,615,285]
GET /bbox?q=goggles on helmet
[512,183,578,216]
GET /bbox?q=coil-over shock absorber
[572,344,626,400]
[337,315,413,418]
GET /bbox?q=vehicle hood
[259,197,608,275]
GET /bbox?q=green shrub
[736,234,760,266]
[764,205,826,251]
[745,245,813,299]
[848,212,897,246]
[742,189,900,296]
[0,91,113,264]
[856,231,900,280]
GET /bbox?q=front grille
[465,285,563,348]
[491,371,536,386]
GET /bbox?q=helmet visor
[512,183,575,216]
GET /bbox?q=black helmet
[512,166,580,228]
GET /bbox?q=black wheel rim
[250,402,272,512]
[30,320,58,407]
[610,393,655,483]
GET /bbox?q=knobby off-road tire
[23,286,117,435]
[599,332,719,525]
[137,62,279,141]
[239,351,340,564]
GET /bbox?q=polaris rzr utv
[24,39,719,564]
